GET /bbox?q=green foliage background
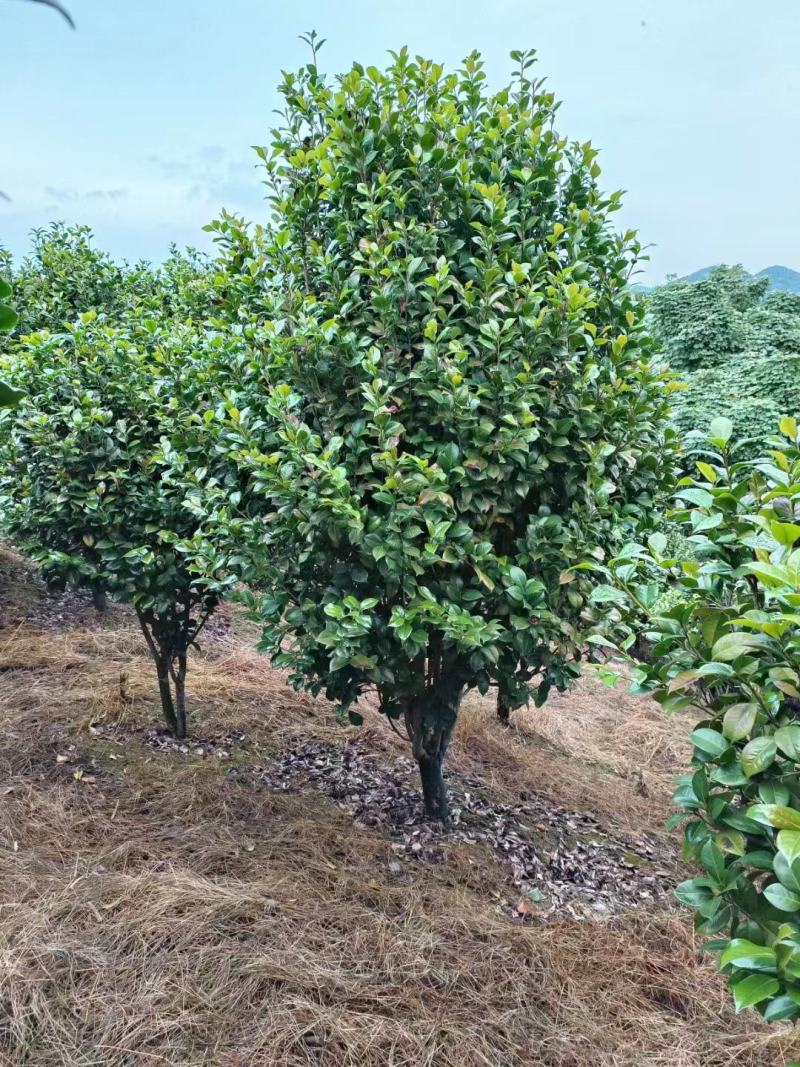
[648,267,800,459]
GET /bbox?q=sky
[2,0,798,284]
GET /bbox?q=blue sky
[2,0,798,283]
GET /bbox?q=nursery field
[0,548,797,1067]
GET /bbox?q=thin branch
[135,608,160,664]
[386,715,404,739]
[189,605,215,647]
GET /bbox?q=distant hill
[756,265,800,293]
[682,265,720,283]
[676,264,800,293]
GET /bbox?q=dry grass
[0,550,798,1066]
[450,675,698,833]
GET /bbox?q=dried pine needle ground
[0,550,797,1066]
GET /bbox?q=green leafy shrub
[1,225,133,348]
[648,265,800,467]
[190,44,676,819]
[0,277,25,407]
[0,313,240,737]
[605,416,800,1020]
[1,225,217,354]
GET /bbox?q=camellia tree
[0,312,241,737]
[602,419,800,1020]
[192,42,676,819]
[1,225,218,359]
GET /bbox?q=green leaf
[764,883,800,912]
[778,831,800,865]
[779,416,798,439]
[722,702,758,742]
[700,839,727,883]
[771,521,800,548]
[0,304,18,332]
[747,804,800,830]
[0,380,25,408]
[775,725,800,761]
[715,830,745,856]
[348,710,364,726]
[589,583,627,604]
[695,461,718,484]
[763,994,800,1022]
[677,487,714,508]
[711,631,771,661]
[740,736,777,778]
[731,973,780,1012]
[719,939,776,972]
[674,878,714,908]
[708,416,734,445]
[690,727,729,759]
[773,851,800,892]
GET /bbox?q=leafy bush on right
[605,415,800,1020]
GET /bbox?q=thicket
[648,266,800,459]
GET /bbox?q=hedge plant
[188,43,676,819]
[0,313,240,737]
[602,417,800,1020]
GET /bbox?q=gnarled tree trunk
[404,671,464,823]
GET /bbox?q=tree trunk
[91,586,107,612]
[174,653,188,740]
[156,659,179,737]
[417,746,449,823]
[405,679,461,824]
[497,686,511,725]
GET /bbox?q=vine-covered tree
[0,312,239,737]
[193,42,675,819]
[649,265,800,460]
[648,266,766,372]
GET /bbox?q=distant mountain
[674,264,800,293]
[756,265,800,293]
[681,265,720,283]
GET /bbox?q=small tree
[604,418,800,1021]
[0,312,238,737]
[200,44,675,819]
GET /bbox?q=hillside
[1,547,797,1066]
